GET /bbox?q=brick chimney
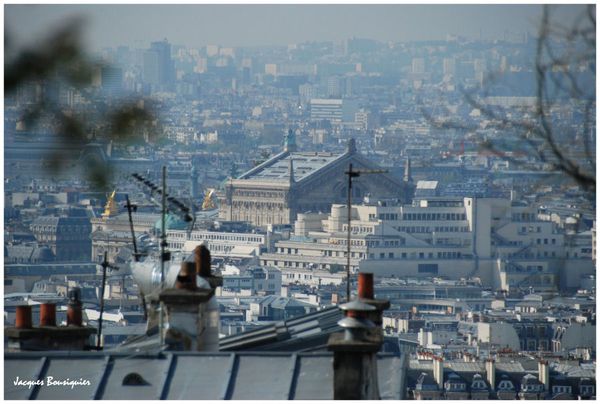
[6,293,95,351]
[328,298,382,400]
[159,245,222,351]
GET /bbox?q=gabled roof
[220,306,342,352]
[239,150,345,183]
[236,145,404,188]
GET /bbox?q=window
[418,264,438,274]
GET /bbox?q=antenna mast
[344,163,387,302]
[159,165,167,346]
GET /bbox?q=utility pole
[97,252,108,350]
[344,163,388,302]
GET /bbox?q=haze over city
[4,3,596,401]
[5,4,587,50]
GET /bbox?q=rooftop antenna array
[131,168,195,345]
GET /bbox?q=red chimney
[358,272,374,300]
[39,303,56,327]
[15,306,32,329]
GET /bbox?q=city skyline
[5,4,588,51]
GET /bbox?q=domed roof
[32,246,55,262]
[154,214,188,232]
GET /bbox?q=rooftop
[5,351,405,400]
[242,151,342,182]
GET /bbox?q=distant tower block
[190,162,199,199]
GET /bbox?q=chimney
[433,356,444,388]
[39,303,56,327]
[67,288,83,327]
[358,272,374,299]
[328,299,381,400]
[538,360,549,391]
[175,262,197,291]
[160,245,222,351]
[195,245,223,289]
[357,272,390,341]
[486,359,496,390]
[6,302,95,352]
[15,306,32,329]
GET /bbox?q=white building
[167,229,266,258]
[309,98,358,124]
[219,266,282,296]
[280,267,345,287]
[260,197,594,291]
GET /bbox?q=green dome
[154,214,188,232]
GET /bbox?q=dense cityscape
[4,4,596,400]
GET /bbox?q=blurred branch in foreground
[423,5,595,200]
[5,17,161,190]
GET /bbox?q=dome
[31,246,55,262]
[154,214,188,232]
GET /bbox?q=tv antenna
[344,163,387,302]
[131,167,195,344]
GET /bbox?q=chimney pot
[176,262,198,290]
[39,303,56,327]
[358,272,374,300]
[195,245,211,278]
[67,287,83,327]
[15,306,33,329]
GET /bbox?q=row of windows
[188,233,263,243]
[513,213,537,222]
[271,260,336,269]
[519,225,549,234]
[346,225,375,233]
[285,273,315,280]
[367,239,404,247]
[368,251,462,260]
[397,226,469,233]
[232,202,285,211]
[402,212,466,221]
[325,250,364,258]
[536,238,556,245]
[232,214,286,223]
[234,191,284,199]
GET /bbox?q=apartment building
[167,229,266,258]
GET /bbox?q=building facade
[260,196,594,290]
[219,134,413,227]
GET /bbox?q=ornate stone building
[30,214,92,261]
[219,132,414,227]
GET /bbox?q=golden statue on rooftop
[102,190,118,218]
[202,189,217,210]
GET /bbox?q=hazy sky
[5,4,589,51]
